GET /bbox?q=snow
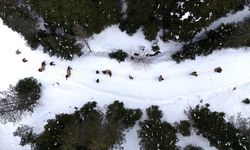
[0,12,250,150]
[180,12,191,21]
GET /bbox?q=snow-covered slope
[0,15,250,149]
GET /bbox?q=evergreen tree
[0,77,41,123]
[174,120,191,136]
[186,104,250,150]
[138,105,179,150]
[15,101,142,150]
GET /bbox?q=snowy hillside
[0,8,250,149]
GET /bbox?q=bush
[242,98,250,104]
[108,50,128,63]
[137,105,179,150]
[183,144,204,150]
[186,104,250,150]
[15,101,142,150]
[175,120,191,136]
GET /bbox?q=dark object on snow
[38,61,46,72]
[190,71,198,77]
[53,82,60,86]
[16,49,21,55]
[50,61,55,66]
[129,75,134,80]
[22,58,28,63]
[233,87,236,91]
[96,70,100,74]
[158,75,164,82]
[133,53,140,56]
[214,67,222,73]
[102,70,112,77]
[242,98,250,104]
[96,79,100,83]
[146,51,161,57]
[66,66,73,80]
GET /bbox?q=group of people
[16,49,73,80]
[16,49,223,85]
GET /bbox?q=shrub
[175,120,191,136]
[138,105,178,150]
[183,144,204,150]
[186,104,250,150]
[108,50,128,63]
[242,98,250,104]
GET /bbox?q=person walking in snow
[102,69,112,77]
[66,66,73,80]
[22,58,28,63]
[38,61,46,72]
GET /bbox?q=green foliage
[172,24,237,62]
[29,0,121,36]
[16,101,142,150]
[138,105,178,150]
[187,104,250,150]
[229,114,250,144]
[0,77,41,123]
[175,120,191,136]
[172,17,250,63]
[13,125,37,148]
[15,77,42,110]
[39,33,83,60]
[145,105,163,122]
[0,1,40,49]
[122,0,245,42]
[183,144,204,150]
[108,50,128,63]
[242,98,250,104]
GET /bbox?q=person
[66,66,73,80]
[158,75,164,82]
[38,61,46,72]
[102,70,112,77]
[50,61,55,66]
[22,58,28,62]
[16,49,21,55]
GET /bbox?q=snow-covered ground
[0,8,250,149]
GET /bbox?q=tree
[174,120,191,136]
[0,77,42,123]
[15,101,142,150]
[186,104,250,150]
[138,105,179,150]
[108,50,128,63]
